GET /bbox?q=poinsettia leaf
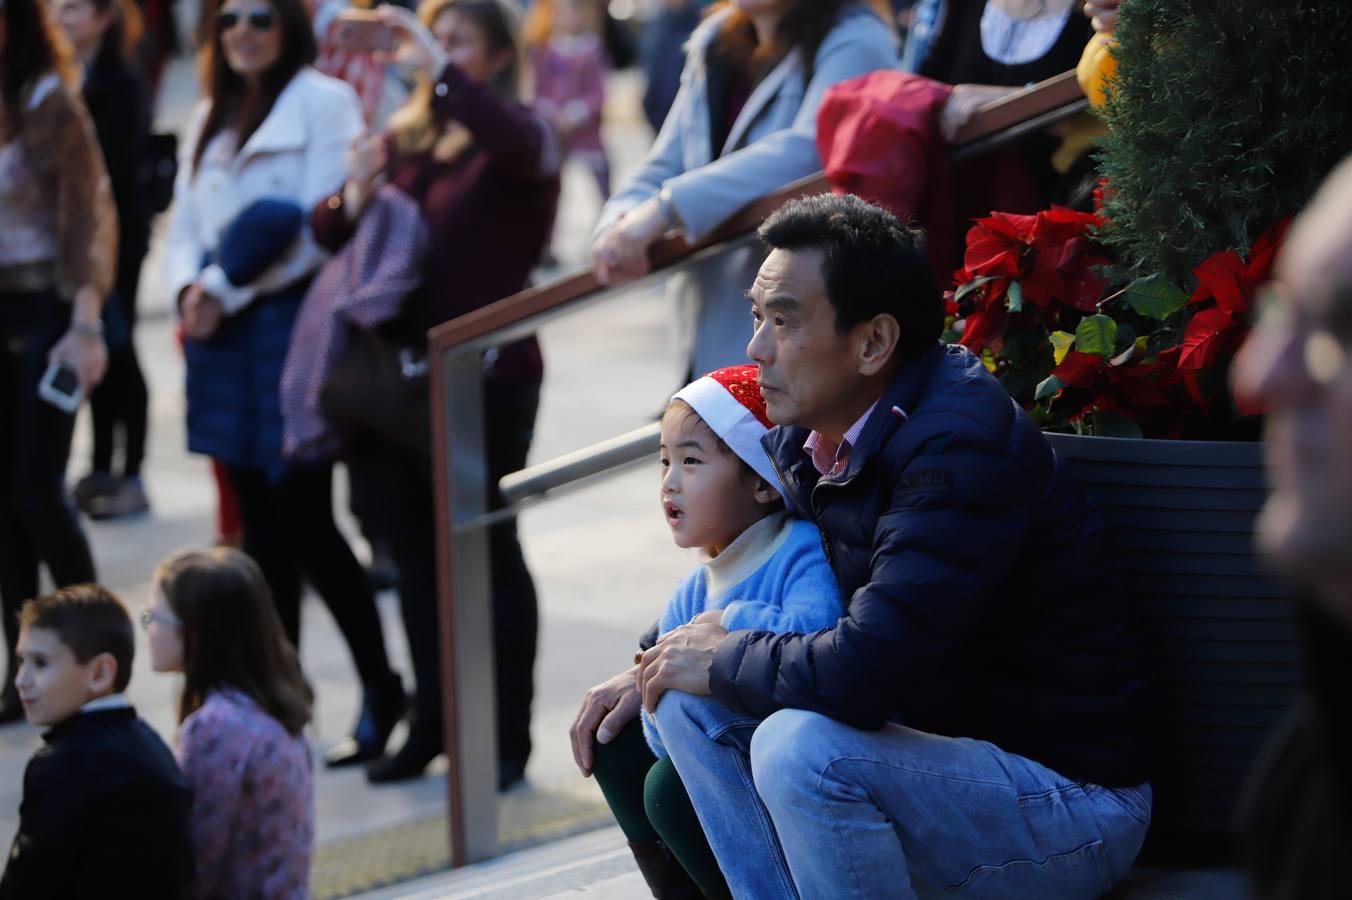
[1075,314,1118,357]
[1006,281,1025,312]
[1124,274,1188,319]
[1177,308,1241,372]
[1243,218,1292,283]
[1035,374,1065,401]
[1050,331,1076,364]
[1114,322,1136,355]
[1191,250,1248,314]
[1092,411,1145,439]
[1053,350,1105,388]
[955,275,999,304]
[958,305,1008,352]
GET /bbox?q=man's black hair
[757,193,944,362]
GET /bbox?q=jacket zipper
[810,470,863,571]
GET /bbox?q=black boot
[628,840,704,899]
[366,715,443,783]
[326,674,407,767]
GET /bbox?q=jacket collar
[721,47,801,155]
[42,705,138,744]
[236,68,315,159]
[762,342,947,506]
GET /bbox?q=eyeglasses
[139,607,182,630]
[216,6,276,32]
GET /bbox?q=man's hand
[636,621,727,714]
[570,666,642,777]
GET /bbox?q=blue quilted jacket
[710,343,1151,787]
[183,199,308,479]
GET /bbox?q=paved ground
[0,57,697,895]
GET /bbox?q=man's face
[1233,177,1352,617]
[746,248,866,437]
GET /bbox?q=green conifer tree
[1096,0,1352,286]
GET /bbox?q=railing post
[432,347,498,866]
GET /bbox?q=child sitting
[644,364,846,753]
[591,364,844,900]
[146,547,315,900]
[0,585,194,899]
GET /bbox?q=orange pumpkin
[1077,31,1118,109]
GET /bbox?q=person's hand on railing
[1083,0,1120,32]
[591,195,674,285]
[939,83,1022,144]
[570,665,643,777]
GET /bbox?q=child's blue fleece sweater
[644,512,844,757]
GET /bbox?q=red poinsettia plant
[946,203,1289,439]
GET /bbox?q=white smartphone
[38,361,83,414]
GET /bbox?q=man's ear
[86,652,119,696]
[856,314,901,376]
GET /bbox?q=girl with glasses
[147,547,315,900]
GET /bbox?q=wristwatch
[70,320,104,339]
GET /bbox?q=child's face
[553,0,589,35]
[14,627,109,728]
[144,585,185,674]
[659,410,774,556]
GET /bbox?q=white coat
[163,67,363,315]
[594,5,898,376]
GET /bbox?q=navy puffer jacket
[710,343,1150,787]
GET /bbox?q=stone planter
[1044,433,1299,838]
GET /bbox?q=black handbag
[318,328,431,453]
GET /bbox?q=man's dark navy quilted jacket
[710,342,1151,788]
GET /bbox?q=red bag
[816,71,955,279]
[816,71,1047,284]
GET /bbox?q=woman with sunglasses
[163,0,407,767]
[312,0,559,786]
[0,0,116,723]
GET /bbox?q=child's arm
[719,544,846,635]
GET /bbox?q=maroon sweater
[313,63,560,385]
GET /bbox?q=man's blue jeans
[655,691,1151,899]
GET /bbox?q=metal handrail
[430,69,1089,867]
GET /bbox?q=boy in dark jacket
[0,585,194,899]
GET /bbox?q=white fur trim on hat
[672,377,785,500]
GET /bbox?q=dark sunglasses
[217,6,275,32]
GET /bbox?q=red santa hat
[671,365,783,498]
